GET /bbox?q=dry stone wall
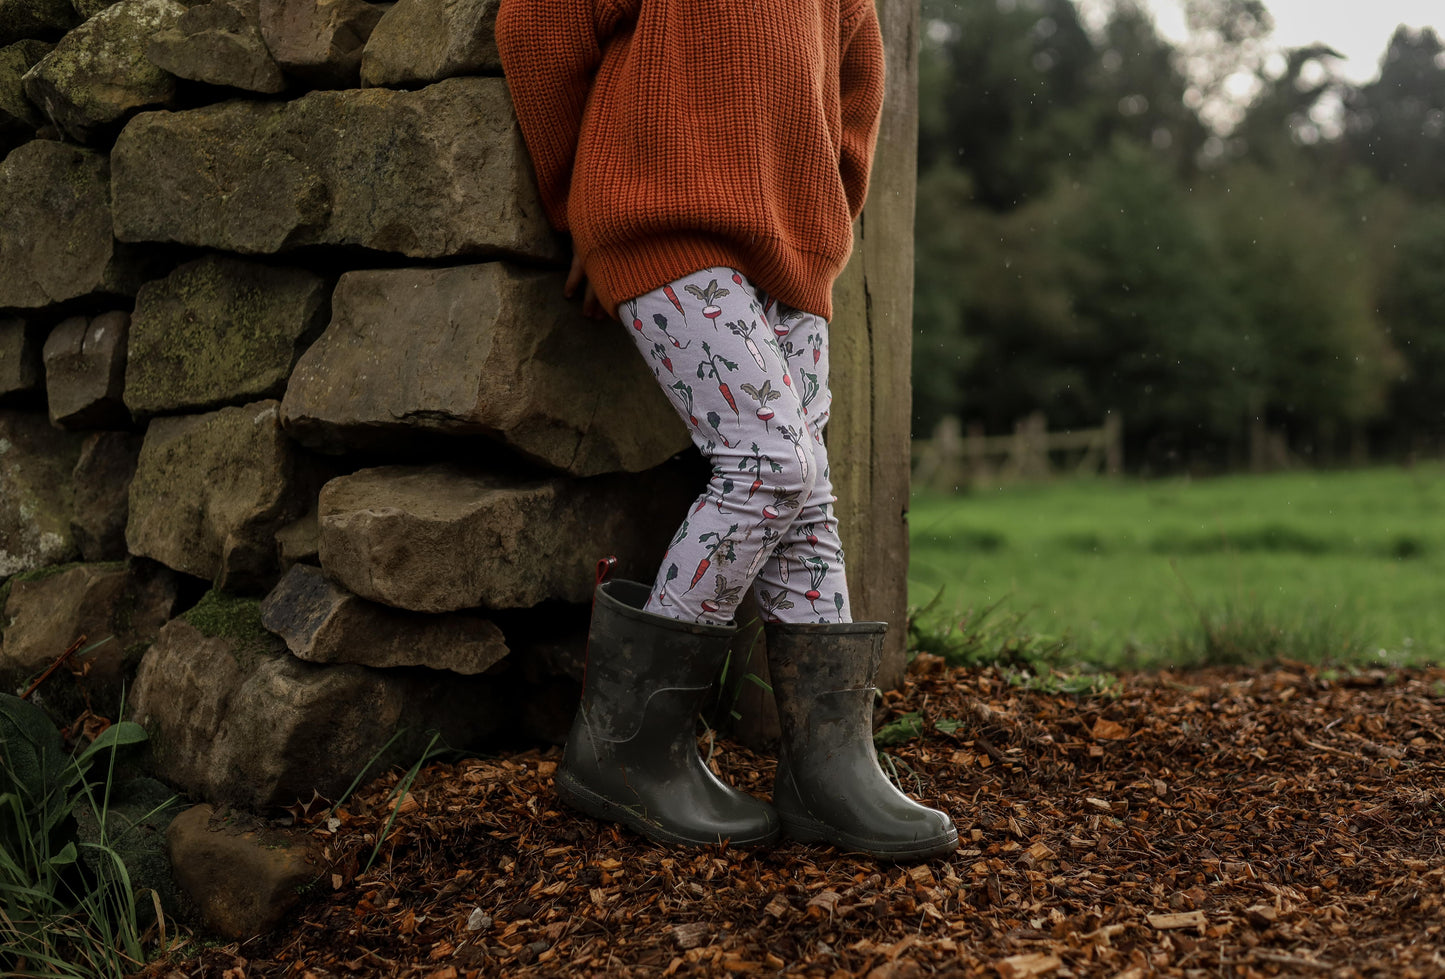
[0,0,695,810]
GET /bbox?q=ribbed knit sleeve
[496,0,628,233]
[838,0,886,220]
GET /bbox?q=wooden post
[727,0,919,740]
[826,0,918,691]
[1104,413,1123,476]
[966,421,988,486]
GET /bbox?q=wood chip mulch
[141,659,1445,979]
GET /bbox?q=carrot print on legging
[688,524,741,591]
[696,342,741,425]
[623,267,852,624]
[739,444,781,500]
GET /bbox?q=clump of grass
[951,529,1007,553]
[1162,560,1377,668]
[907,588,1071,670]
[1387,535,1427,560]
[1153,523,1335,556]
[906,589,1117,696]
[1166,603,1374,667]
[0,694,173,979]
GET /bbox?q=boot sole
[554,768,781,848]
[779,808,960,861]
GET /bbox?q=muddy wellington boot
[767,621,959,860]
[554,577,781,847]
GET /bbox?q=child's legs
[623,268,817,624]
[749,303,852,623]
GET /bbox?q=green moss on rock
[12,559,123,585]
[124,255,327,416]
[181,590,277,660]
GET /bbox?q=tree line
[912,0,1445,470]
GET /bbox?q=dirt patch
[140,660,1445,978]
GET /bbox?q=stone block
[43,312,130,429]
[0,560,177,713]
[0,411,82,580]
[146,0,284,93]
[73,776,184,920]
[281,264,687,476]
[0,317,43,400]
[360,0,497,88]
[0,140,148,309]
[259,0,386,88]
[21,0,184,143]
[125,256,327,418]
[317,463,691,613]
[112,77,560,262]
[0,0,77,45]
[0,40,52,136]
[274,506,317,570]
[74,0,121,17]
[130,596,509,808]
[126,400,309,591]
[71,432,144,562]
[260,564,509,674]
[166,804,321,939]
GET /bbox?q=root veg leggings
[623,267,852,626]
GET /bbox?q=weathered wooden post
[725,0,919,740]
[830,0,919,691]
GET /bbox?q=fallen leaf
[672,922,709,949]
[1092,717,1130,740]
[1147,910,1208,930]
[1245,904,1279,926]
[995,952,1062,978]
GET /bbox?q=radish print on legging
[740,381,782,429]
[727,319,769,371]
[624,267,852,624]
[684,278,730,325]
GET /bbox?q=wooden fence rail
[912,413,1123,491]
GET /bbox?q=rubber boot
[555,578,781,847]
[767,621,959,860]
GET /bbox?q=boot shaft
[580,579,736,742]
[764,620,888,705]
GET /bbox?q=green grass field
[907,465,1445,669]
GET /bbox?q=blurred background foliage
[912,0,1445,471]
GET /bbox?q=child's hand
[564,250,608,320]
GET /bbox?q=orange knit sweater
[495,0,886,320]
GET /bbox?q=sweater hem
[588,233,847,322]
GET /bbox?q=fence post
[1104,413,1123,475]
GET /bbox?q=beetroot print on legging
[624,266,852,626]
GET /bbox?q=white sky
[1148,0,1441,83]
[1072,0,1442,133]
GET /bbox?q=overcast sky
[1148,0,1442,83]
[1067,0,1442,132]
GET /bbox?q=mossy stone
[20,0,184,143]
[0,0,78,44]
[181,589,278,667]
[0,40,52,133]
[0,410,83,580]
[125,255,327,417]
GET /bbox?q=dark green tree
[1377,204,1445,438]
[1343,27,1445,200]
[917,0,1098,209]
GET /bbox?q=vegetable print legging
[623,267,852,625]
